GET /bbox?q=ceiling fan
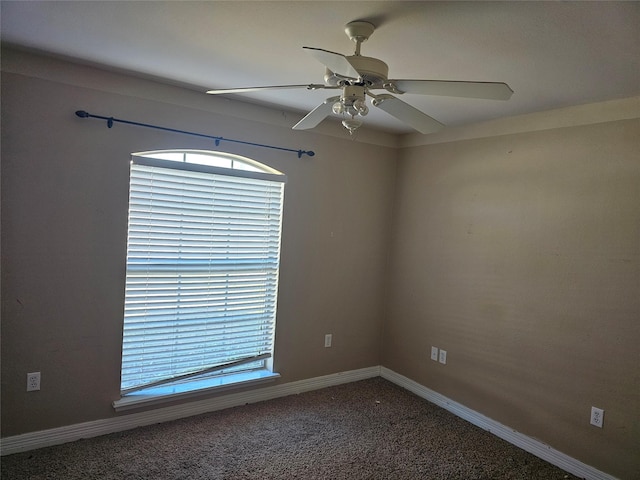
[206,21,514,135]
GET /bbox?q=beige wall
[2,49,639,478]
[1,53,396,435]
[384,120,640,478]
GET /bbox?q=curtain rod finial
[75,110,90,118]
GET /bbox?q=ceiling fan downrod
[345,21,375,56]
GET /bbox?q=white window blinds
[121,155,285,394]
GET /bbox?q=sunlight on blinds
[120,155,285,393]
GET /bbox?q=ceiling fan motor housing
[324,55,389,87]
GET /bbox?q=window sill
[113,370,280,412]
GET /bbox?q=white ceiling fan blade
[372,95,444,134]
[386,80,514,100]
[303,47,360,79]
[206,84,331,94]
[292,96,341,130]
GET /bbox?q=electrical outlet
[324,334,332,348]
[27,372,41,392]
[430,346,439,361]
[590,406,604,428]
[439,349,447,364]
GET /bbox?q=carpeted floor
[1,377,578,479]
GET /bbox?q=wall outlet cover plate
[590,406,604,427]
[439,350,447,364]
[431,346,439,361]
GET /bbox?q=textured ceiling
[2,1,639,133]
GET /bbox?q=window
[116,150,285,409]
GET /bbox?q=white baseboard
[0,366,380,456]
[0,365,619,480]
[380,367,618,480]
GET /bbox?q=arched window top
[132,149,283,176]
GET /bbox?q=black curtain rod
[75,110,315,158]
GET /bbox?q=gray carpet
[1,377,578,479]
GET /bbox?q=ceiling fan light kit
[206,20,514,135]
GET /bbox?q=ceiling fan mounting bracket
[345,21,375,44]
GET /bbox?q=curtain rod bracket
[75,110,315,158]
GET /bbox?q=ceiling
[2,1,639,134]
